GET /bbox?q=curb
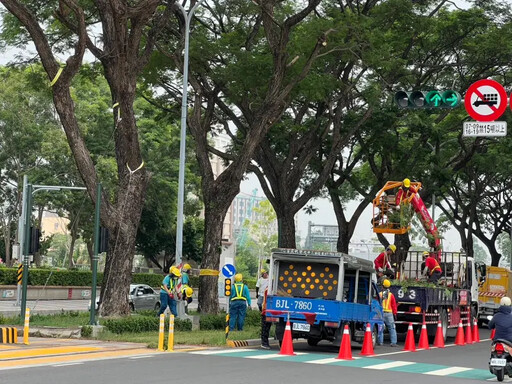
[227,338,279,348]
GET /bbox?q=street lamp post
[175,0,205,266]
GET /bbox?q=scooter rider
[489,296,512,342]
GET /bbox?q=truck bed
[389,285,470,310]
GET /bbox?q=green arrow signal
[426,91,442,107]
[442,90,461,107]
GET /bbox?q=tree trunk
[3,224,11,265]
[99,171,148,316]
[198,207,226,314]
[68,233,76,269]
[277,211,296,248]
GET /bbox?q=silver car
[129,284,161,311]
[89,284,161,311]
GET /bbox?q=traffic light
[394,90,461,109]
[224,278,232,297]
[28,227,41,254]
[99,227,109,253]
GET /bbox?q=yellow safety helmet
[423,251,430,257]
[403,178,411,188]
[387,244,396,253]
[234,273,243,282]
[184,287,193,297]
[183,263,191,271]
[170,266,181,277]
[261,269,268,275]
[383,279,391,288]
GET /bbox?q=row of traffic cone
[278,317,482,357]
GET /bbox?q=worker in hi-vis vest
[158,266,181,316]
[378,279,398,347]
[229,273,252,331]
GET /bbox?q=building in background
[41,212,69,237]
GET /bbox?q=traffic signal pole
[20,184,32,319]
[90,183,101,325]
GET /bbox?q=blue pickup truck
[265,248,384,347]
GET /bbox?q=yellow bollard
[157,314,165,351]
[23,308,30,345]
[167,315,174,351]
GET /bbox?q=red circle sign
[465,79,507,122]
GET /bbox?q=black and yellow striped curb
[0,327,18,344]
[226,338,279,348]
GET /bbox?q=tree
[0,0,174,315]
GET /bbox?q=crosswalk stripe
[425,367,473,376]
[189,348,254,355]
[303,357,340,364]
[366,361,415,370]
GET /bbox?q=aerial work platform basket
[372,180,422,235]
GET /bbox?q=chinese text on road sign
[463,121,507,137]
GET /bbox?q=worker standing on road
[378,279,398,347]
[158,266,181,316]
[374,245,396,280]
[229,273,251,331]
[256,269,269,311]
[395,178,418,206]
[489,297,512,342]
[422,251,442,283]
[260,285,272,349]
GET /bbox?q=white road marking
[189,349,254,355]
[425,366,473,376]
[366,361,415,370]
[52,363,84,367]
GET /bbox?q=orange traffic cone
[359,323,375,356]
[279,319,296,356]
[337,324,354,360]
[418,322,430,349]
[455,321,465,346]
[491,328,496,339]
[433,320,445,348]
[472,319,480,343]
[465,321,473,344]
[403,323,416,352]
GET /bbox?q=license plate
[292,323,310,332]
[490,358,507,367]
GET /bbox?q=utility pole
[90,183,101,325]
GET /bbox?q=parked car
[89,284,161,311]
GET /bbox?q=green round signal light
[442,90,461,108]
[426,91,442,108]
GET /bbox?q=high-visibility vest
[161,278,176,292]
[429,258,442,275]
[380,290,394,313]
[232,283,247,301]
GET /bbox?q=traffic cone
[433,320,445,348]
[465,321,473,344]
[418,322,430,349]
[336,324,354,360]
[403,323,416,352]
[279,319,296,356]
[491,328,496,339]
[359,323,375,356]
[472,319,480,343]
[455,321,465,346]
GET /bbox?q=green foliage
[81,325,93,337]
[103,315,192,334]
[199,313,226,330]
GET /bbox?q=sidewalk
[0,300,90,317]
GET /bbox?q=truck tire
[372,325,378,348]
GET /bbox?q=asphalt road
[0,328,500,384]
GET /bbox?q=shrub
[103,315,191,334]
[244,309,261,327]
[199,314,225,330]
[81,325,93,337]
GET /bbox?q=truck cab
[265,248,384,347]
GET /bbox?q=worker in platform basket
[395,178,418,207]
[378,279,398,347]
[229,273,252,331]
[374,244,396,280]
[422,251,442,283]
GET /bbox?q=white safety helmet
[500,297,512,306]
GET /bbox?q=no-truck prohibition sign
[464,79,507,122]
